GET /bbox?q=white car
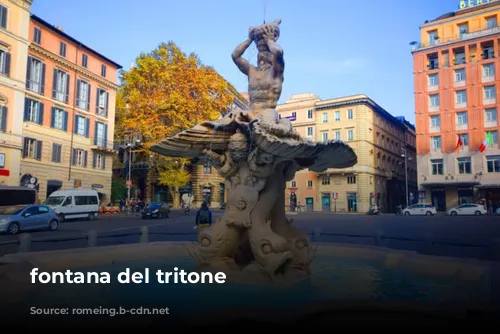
[447,204,486,216]
[401,203,437,216]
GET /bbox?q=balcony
[412,26,500,51]
[482,75,495,83]
[429,126,440,133]
[91,137,115,153]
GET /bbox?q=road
[1,211,499,260]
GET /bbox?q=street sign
[126,180,132,187]
[332,192,338,199]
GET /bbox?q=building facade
[21,15,121,201]
[277,94,417,213]
[0,0,32,185]
[412,0,500,211]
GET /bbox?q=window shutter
[38,102,44,125]
[52,69,57,99]
[104,124,108,148]
[64,74,70,103]
[85,118,90,137]
[102,155,106,169]
[36,141,43,160]
[83,151,88,167]
[94,121,98,145]
[57,145,62,163]
[74,115,79,134]
[63,111,68,131]
[5,52,11,76]
[0,106,7,131]
[40,63,46,94]
[51,143,57,162]
[25,57,31,89]
[95,88,100,112]
[24,98,30,121]
[86,83,91,110]
[105,92,109,116]
[76,79,81,106]
[50,107,55,128]
[0,7,7,28]
[72,148,77,165]
[92,152,97,168]
[23,138,29,158]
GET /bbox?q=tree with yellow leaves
[118,41,239,206]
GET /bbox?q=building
[411,0,500,211]
[21,15,121,201]
[277,94,417,213]
[0,0,32,185]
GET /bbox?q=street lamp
[126,139,141,204]
[401,145,412,208]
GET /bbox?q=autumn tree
[118,41,238,207]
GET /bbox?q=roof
[31,14,122,69]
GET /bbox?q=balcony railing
[92,137,114,151]
[412,25,500,51]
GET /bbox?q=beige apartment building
[277,94,417,213]
[0,0,32,185]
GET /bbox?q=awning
[420,181,479,188]
[475,184,500,189]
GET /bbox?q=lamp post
[401,145,410,208]
[127,143,132,203]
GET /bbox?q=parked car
[447,203,486,216]
[401,203,437,216]
[141,202,170,219]
[0,204,59,235]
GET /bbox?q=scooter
[367,207,381,215]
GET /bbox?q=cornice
[29,44,119,90]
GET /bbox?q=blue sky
[32,0,463,123]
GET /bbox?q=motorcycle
[395,205,403,215]
[367,207,381,215]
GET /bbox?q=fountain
[151,19,357,283]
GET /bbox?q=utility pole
[402,145,409,208]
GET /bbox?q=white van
[43,189,100,221]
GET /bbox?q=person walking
[195,202,212,238]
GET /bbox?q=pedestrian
[195,202,212,238]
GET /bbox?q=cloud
[288,57,368,75]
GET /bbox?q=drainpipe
[68,43,81,181]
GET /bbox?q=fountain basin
[0,242,498,327]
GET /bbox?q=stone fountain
[151,19,357,283]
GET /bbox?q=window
[486,155,500,173]
[93,152,105,169]
[488,130,499,144]
[23,138,42,160]
[456,112,468,125]
[26,56,45,94]
[485,108,497,122]
[321,176,330,185]
[487,16,497,29]
[428,73,439,87]
[454,51,466,65]
[0,105,7,132]
[483,63,495,78]
[430,115,440,127]
[307,109,313,119]
[101,64,107,77]
[431,159,444,175]
[0,4,7,29]
[74,115,89,137]
[431,136,441,149]
[334,130,341,140]
[428,31,438,44]
[334,111,340,121]
[72,149,87,167]
[459,133,469,146]
[33,27,41,44]
[307,127,313,136]
[82,54,88,68]
[23,98,44,125]
[76,79,91,110]
[94,122,108,147]
[347,129,354,141]
[203,166,211,174]
[291,181,296,188]
[322,112,328,123]
[347,176,356,184]
[59,42,66,57]
[52,69,69,103]
[291,112,296,120]
[96,88,108,116]
[429,94,440,108]
[347,109,353,120]
[307,180,313,188]
[0,49,11,76]
[322,132,328,142]
[458,23,468,37]
[457,157,471,174]
[455,69,466,82]
[484,85,496,100]
[74,196,98,205]
[50,107,67,131]
[51,143,62,163]
[455,90,467,105]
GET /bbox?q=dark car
[141,202,170,219]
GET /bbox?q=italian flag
[479,132,493,153]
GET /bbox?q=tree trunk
[173,186,180,208]
[144,168,154,204]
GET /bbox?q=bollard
[18,234,31,253]
[489,238,500,261]
[312,228,322,242]
[87,230,98,247]
[374,230,384,246]
[140,226,149,243]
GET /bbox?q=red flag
[455,135,463,153]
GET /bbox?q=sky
[32,0,464,124]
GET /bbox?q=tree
[118,41,238,206]
[111,177,127,202]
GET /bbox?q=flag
[479,132,493,153]
[455,135,463,153]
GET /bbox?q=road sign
[126,180,132,187]
[332,192,338,199]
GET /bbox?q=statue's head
[251,19,281,52]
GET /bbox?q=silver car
[0,205,60,235]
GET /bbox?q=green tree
[111,177,127,202]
